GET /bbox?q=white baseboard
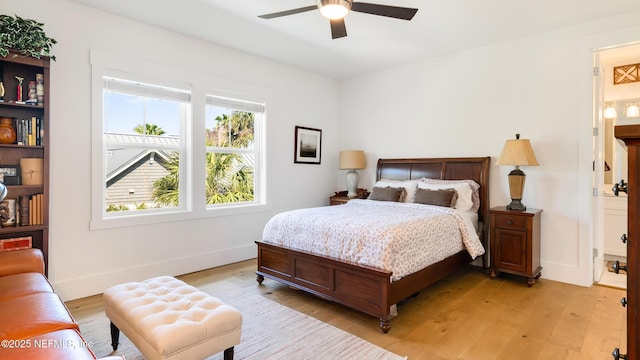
[540,260,591,287]
[604,248,627,258]
[54,244,256,302]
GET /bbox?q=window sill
[90,202,269,230]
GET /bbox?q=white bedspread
[262,199,485,281]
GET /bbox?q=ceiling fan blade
[351,2,418,20]
[330,18,347,39]
[258,5,317,19]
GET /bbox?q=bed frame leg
[256,274,264,284]
[379,319,391,333]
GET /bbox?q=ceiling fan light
[318,0,351,20]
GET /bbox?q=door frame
[593,50,606,283]
[580,26,640,286]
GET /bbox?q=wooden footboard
[255,240,395,332]
[256,240,472,333]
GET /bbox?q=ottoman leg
[110,321,120,351]
[224,346,234,360]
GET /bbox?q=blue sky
[105,93,180,136]
[105,93,227,137]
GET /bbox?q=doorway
[593,44,640,289]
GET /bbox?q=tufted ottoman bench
[103,276,242,360]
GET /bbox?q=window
[90,51,268,229]
[103,76,189,215]
[205,96,264,207]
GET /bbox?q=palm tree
[205,111,254,204]
[152,111,255,206]
[152,152,180,206]
[134,123,166,136]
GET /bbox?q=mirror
[604,99,640,188]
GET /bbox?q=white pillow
[417,181,474,211]
[372,179,420,203]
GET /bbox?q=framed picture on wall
[294,126,322,164]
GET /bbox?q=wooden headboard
[376,157,491,243]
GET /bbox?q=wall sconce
[625,103,640,118]
[339,150,366,197]
[604,103,617,120]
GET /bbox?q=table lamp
[496,134,539,211]
[339,150,366,198]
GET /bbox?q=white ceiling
[69,0,640,79]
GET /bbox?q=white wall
[9,1,640,299]
[340,13,640,286]
[4,0,341,301]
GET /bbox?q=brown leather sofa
[0,248,122,360]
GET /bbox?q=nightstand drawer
[493,215,527,230]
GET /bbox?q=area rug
[606,260,627,274]
[76,280,407,360]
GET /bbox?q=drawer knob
[506,220,513,225]
[621,297,627,307]
[612,179,628,196]
[612,348,627,360]
[612,261,627,274]
[621,234,627,244]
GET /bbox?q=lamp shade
[339,150,366,170]
[496,134,539,167]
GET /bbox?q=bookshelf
[0,51,50,274]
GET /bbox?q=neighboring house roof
[105,133,177,182]
[104,132,256,206]
[105,155,170,206]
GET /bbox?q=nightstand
[330,189,369,205]
[489,206,542,287]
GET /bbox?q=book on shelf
[15,117,43,146]
[29,116,35,146]
[19,193,43,226]
[36,193,43,225]
[37,117,43,146]
[18,195,29,226]
[29,194,39,226]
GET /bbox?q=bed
[255,157,490,333]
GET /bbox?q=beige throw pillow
[414,188,458,208]
[368,186,405,202]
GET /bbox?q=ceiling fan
[258,0,418,40]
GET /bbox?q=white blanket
[262,199,485,281]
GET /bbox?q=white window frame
[205,94,265,209]
[103,74,190,215]
[90,51,269,230]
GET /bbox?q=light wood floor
[66,259,626,359]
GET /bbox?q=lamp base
[345,169,359,198]
[506,199,526,211]
[507,167,527,211]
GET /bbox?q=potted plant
[0,14,56,60]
